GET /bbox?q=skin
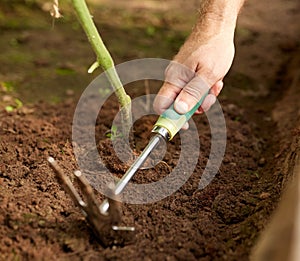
[153,0,245,129]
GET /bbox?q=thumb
[174,75,210,114]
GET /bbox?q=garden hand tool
[48,93,207,244]
[99,92,208,214]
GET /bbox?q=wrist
[194,0,243,36]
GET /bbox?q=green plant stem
[71,0,132,133]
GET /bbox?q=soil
[0,90,276,261]
[0,0,300,260]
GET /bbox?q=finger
[194,95,216,114]
[164,61,195,88]
[210,80,224,97]
[195,81,223,114]
[153,82,181,114]
[153,62,195,114]
[174,75,209,114]
[181,121,189,130]
[200,93,217,112]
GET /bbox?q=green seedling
[70,0,132,136]
[106,125,123,140]
[254,172,260,179]
[15,98,23,108]
[1,81,14,92]
[5,98,23,112]
[50,0,132,136]
[98,87,111,97]
[5,106,14,112]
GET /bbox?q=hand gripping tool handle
[153,92,208,140]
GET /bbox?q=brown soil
[0,94,276,260]
[0,0,300,260]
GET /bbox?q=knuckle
[182,76,210,101]
[165,62,195,88]
[183,84,205,101]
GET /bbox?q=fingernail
[175,100,189,114]
[182,121,189,130]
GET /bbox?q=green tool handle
[154,92,208,140]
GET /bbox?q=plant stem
[71,0,132,134]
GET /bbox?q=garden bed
[0,1,299,260]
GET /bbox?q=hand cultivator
[48,94,207,245]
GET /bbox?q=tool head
[48,157,134,246]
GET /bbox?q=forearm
[194,0,245,38]
[154,0,245,116]
[199,0,244,21]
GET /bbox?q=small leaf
[15,98,23,109]
[5,106,14,112]
[98,87,110,96]
[111,125,117,133]
[88,61,100,74]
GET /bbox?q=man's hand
[154,0,244,129]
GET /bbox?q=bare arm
[154,0,245,127]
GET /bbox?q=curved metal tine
[73,170,103,216]
[47,157,87,215]
[74,170,97,207]
[48,157,125,244]
[105,183,122,224]
[74,171,122,224]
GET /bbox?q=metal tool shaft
[115,134,162,195]
[100,133,165,214]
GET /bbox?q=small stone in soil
[259,192,271,199]
[258,157,266,166]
